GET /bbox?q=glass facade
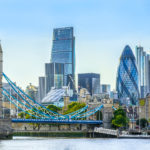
[101,84,111,94]
[78,73,100,95]
[116,45,139,105]
[42,88,66,104]
[45,63,64,93]
[51,27,75,87]
[38,77,46,103]
[135,46,150,98]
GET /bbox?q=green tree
[18,112,26,118]
[46,104,61,113]
[18,108,43,130]
[63,102,86,115]
[112,107,129,128]
[136,118,149,129]
[96,110,103,120]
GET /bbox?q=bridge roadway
[12,119,103,124]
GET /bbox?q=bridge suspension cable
[2,91,41,119]
[3,72,67,119]
[2,73,104,121]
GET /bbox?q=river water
[0,137,150,150]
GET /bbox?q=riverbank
[13,130,150,139]
[0,134,13,140]
[13,131,88,137]
[13,130,118,138]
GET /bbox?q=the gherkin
[116,45,139,105]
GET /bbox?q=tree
[112,107,129,128]
[63,102,86,115]
[136,118,149,129]
[46,105,61,113]
[18,112,26,118]
[96,110,103,120]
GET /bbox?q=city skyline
[1,0,150,89]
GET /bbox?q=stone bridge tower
[102,99,114,129]
[0,42,3,118]
[0,42,12,139]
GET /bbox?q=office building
[116,45,139,105]
[135,46,150,98]
[51,27,75,88]
[101,84,111,94]
[78,73,100,95]
[45,62,64,93]
[38,77,46,103]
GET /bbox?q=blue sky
[0,0,150,90]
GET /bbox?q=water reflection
[0,137,149,150]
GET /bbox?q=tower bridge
[0,43,115,139]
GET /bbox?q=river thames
[0,137,150,150]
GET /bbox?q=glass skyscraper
[38,77,46,103]
[135,46,150,98]
[78,73,100,95]
[101,84,111,94]
[45,62,64,93]
[116,45,139,105]
[51,27,75,88]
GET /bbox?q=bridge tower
[0,42,3,118]
[0,42,12,139]
[102,99,113,129]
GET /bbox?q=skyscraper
[116,45,139,105]
[101,84,111,94]
[51,27,75,88]
[38,77,46,103]
[78,73,100,95]
[135,46,150,98]
[45,62,64,93]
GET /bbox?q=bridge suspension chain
[2,73,104,121]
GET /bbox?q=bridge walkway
[94,127,118,137]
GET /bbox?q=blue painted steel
[112,106,117,110]
[3,73,67,119]
[3,81,88,119]
[3,81,54,119]
[11,118,103,124]
[2,73,105,121]
[76,105,103,119]
[70,106,88,119]
[66,105,88,116]
[3,88,33,110]
[2,92,41,119]
[3,73,63,119]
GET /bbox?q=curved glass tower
[116,45,139,105]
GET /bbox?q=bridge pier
[0,43,13,139]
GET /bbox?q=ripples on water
[0,137,150,150]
